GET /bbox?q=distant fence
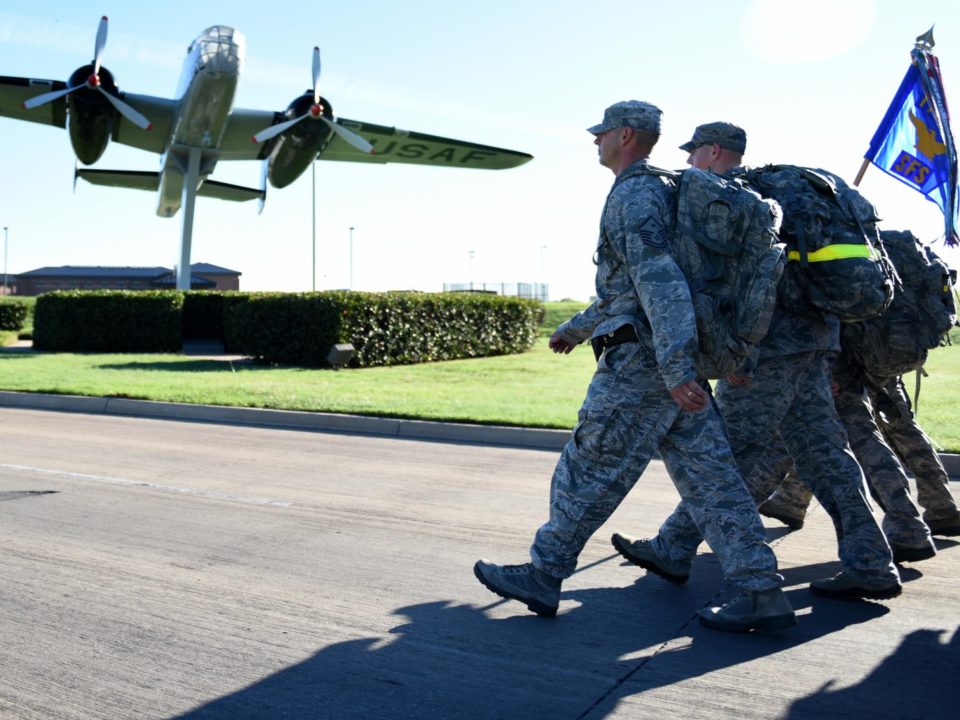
[443,282,548,302]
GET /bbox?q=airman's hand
[670,380,709,412]
[549,332,577,354]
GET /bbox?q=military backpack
[842,229,958,377]
[621,165,785,378]
[736,164,897,322]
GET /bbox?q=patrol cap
[587,100,662,135]
[679,122,747,153]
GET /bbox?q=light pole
[468,250,475,290]
[349,226,355,290]
[2,226,7,296]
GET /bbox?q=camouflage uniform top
[556,159,698,390]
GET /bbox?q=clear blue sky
[1,0,959,300]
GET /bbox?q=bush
[33,290,184,352]
[228,291,542,367]
[183,291,258,341]
[0,300,29,331]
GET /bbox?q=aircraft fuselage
[156,26,244,217]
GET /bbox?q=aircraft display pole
[176,149,202,291]
[349,226,354,290]
[312,164,316,291]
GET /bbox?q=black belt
[591,324,639,360]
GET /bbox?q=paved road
[0,406,957,719]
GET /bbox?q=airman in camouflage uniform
[474,103,795,633]
[875,376,960,534]
[613,122,901,600]
[764,374,960,537]
[832,351,936,560]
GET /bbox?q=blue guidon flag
[865,29,958,247]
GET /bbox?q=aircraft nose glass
[199,40,239,71]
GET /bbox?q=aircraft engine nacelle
[65,64,118,165]
[266,93,336,189]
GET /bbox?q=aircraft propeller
[22,16,153,131]
[251,47,374,153]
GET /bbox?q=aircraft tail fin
[76,169,265,203]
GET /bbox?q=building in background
[14,263,241,295]
[442,281,548,302]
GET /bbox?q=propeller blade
[22,85,78,109]
[312,47,321,104]
[252,113,308,144]
[98,88,152,130]
[323,118,375,154]
[93,16,108,75]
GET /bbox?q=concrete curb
[0,390,956,476]
[0,390,571,452]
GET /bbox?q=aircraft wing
[112,92,176,153]
[0,75,68,127]
[318,118,533,170]
[0,76,176,154]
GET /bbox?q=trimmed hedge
[227,291,542,367]
[33,290,184,352]
[0,300,28,331]
[182,291,257,342]
[30,289,541,365]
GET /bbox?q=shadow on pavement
[168,562,918,720]
[784,626,960,720]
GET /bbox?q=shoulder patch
[636,216,670,249]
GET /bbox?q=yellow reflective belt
[787,244,877,262]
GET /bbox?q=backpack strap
[611,162,679,192]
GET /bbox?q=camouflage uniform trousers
[754,440,812,511]
[875,375,960,525]
[530,341,782,592]
[653,350,898,585]
[770,375,959,527]
[834,382,932,549]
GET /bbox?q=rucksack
[618,165,785,378]
[842,229,958,377]
[736,165,896,322]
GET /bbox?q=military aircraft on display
[0,17,533,289]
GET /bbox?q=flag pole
[853,157,870,187]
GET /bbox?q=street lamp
[349,226,355,290]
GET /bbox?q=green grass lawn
[0,302,957,450]
[0,337,596,429]
[908,332,960,452]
